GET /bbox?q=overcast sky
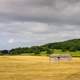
[0,0,80,49]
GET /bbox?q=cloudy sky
[0,0,80,49]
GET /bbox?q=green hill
[1,39,80,56]
[43,39,80,51]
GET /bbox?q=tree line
[0,39,80,55]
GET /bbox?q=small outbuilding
[49,54,72,62]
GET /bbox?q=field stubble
[0,56,80,80]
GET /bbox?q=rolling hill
[1,39,80,56]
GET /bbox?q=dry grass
[0,56,80,80]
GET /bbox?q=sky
[0,0,80,49]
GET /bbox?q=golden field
[0,56,80,80]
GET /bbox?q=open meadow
[0,56,80,80]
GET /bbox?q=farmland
[0,56,80,80]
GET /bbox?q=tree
[46,49,53,55]
[1,50,9,55]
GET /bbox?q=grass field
[0,56,80,80]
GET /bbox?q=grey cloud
[0,22,80,36]
[0,0,80,49]
[0,0,80,25]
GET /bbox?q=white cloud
[28,22,49,33]
[8,38,14,44]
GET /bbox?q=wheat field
[0,56,80,80]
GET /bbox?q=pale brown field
[0,56,80,80]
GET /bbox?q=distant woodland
[1,39,80,57]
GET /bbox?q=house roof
[49,54,71,57]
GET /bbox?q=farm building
[49,54,72,62]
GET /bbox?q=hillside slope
[1,39,80,56]
[43,39,80,51]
